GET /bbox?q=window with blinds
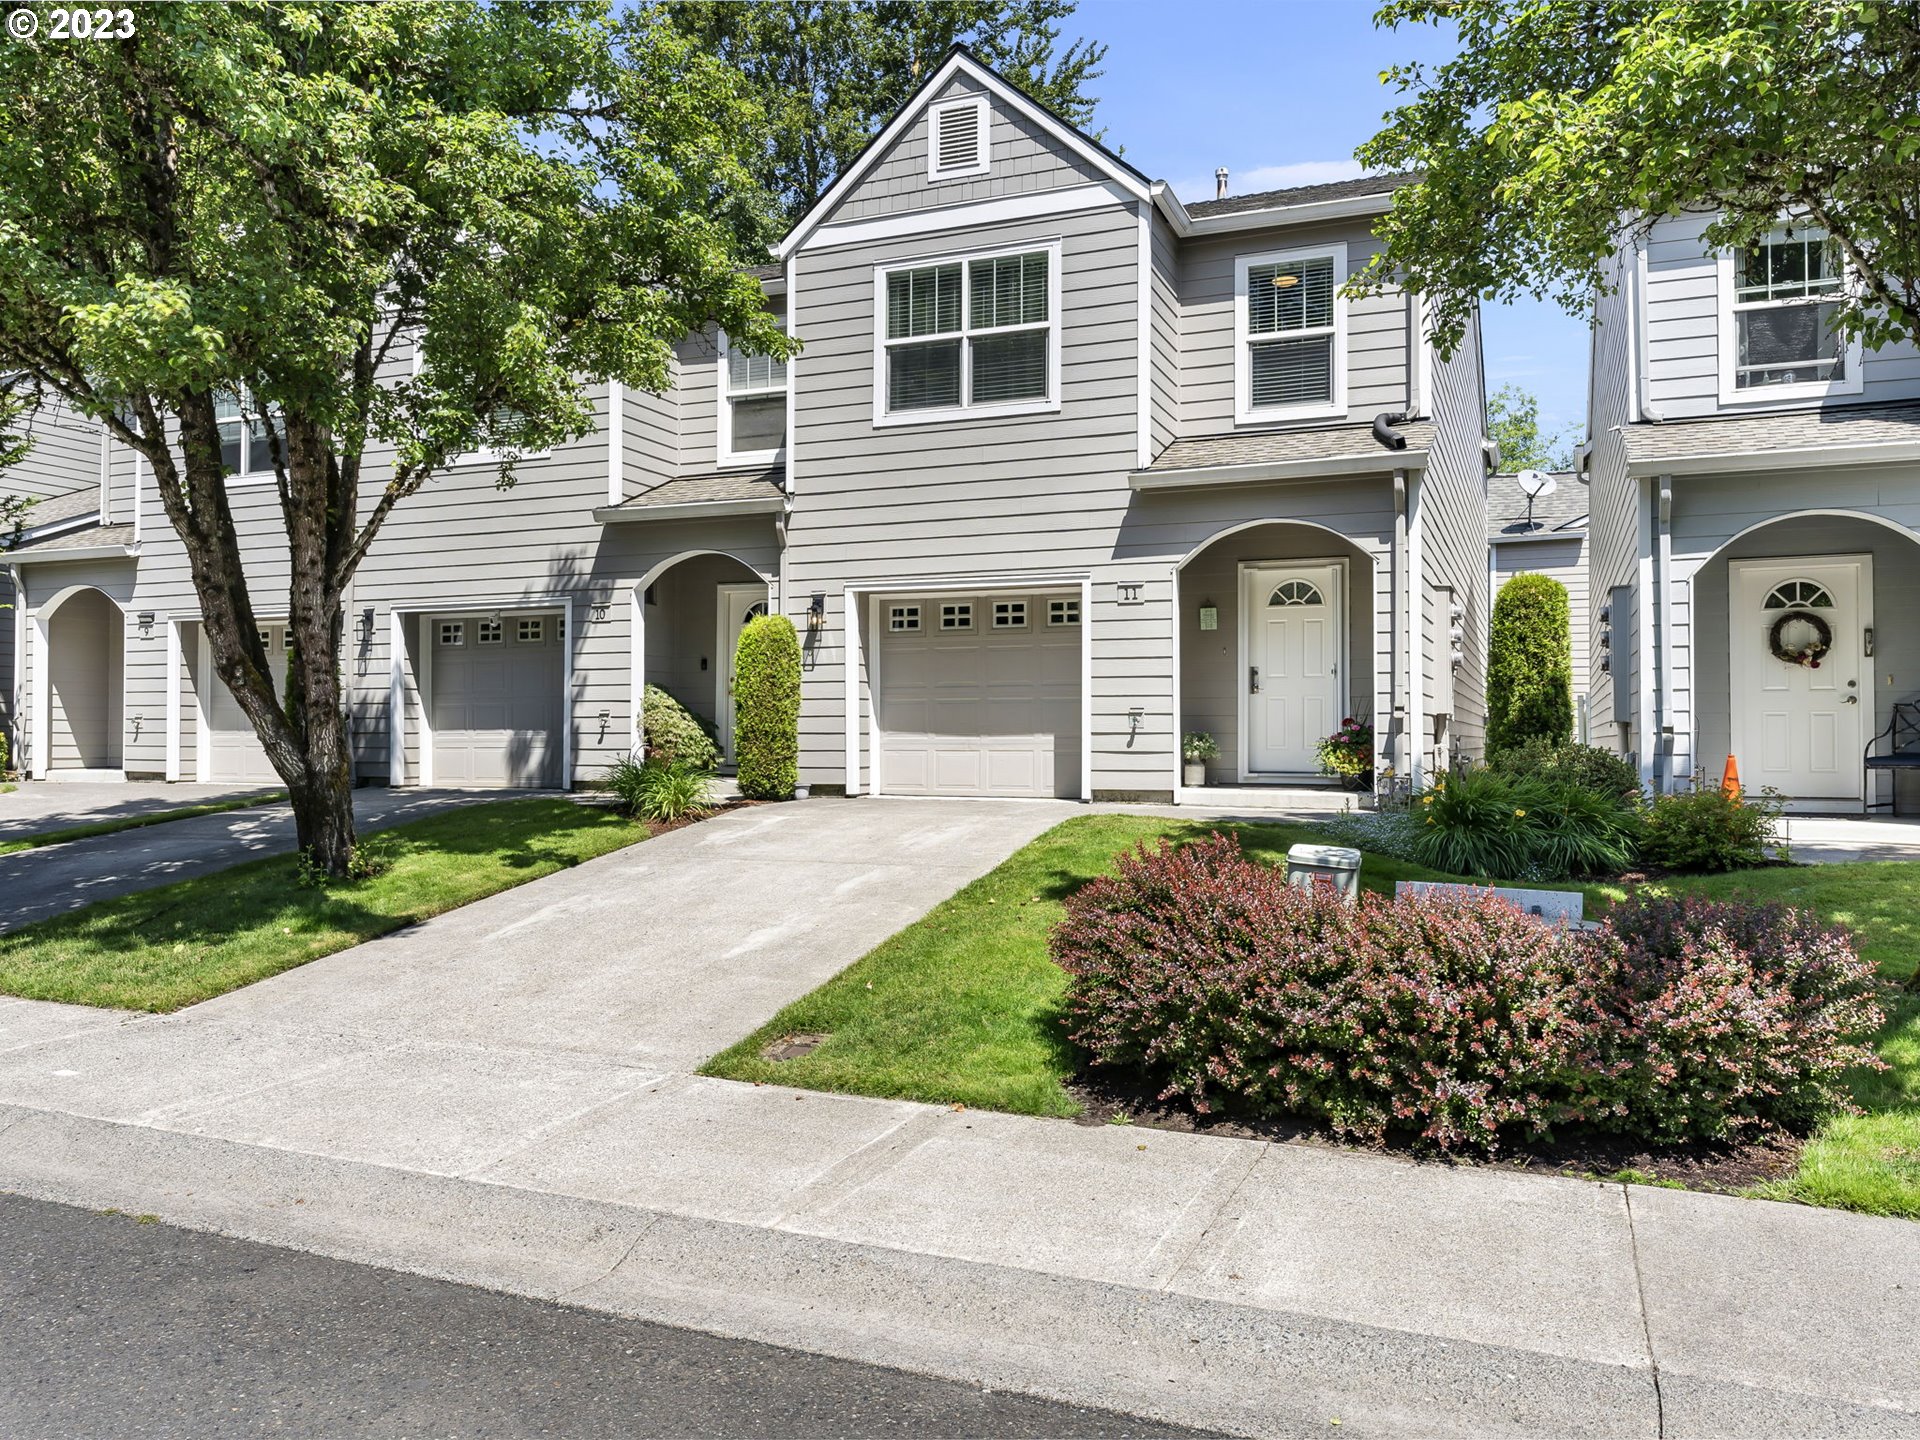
[880,247,1053,418]
[721,330,788,463]
[1237,246,1344,419]
[1730,227,1847,390]
[927,96,989,179]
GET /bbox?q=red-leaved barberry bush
[1051,833,1884,1153]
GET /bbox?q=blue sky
[1076,0,1592,443]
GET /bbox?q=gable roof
[1186,171,1423,219]
[773,47,1150,261]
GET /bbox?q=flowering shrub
[1316,716,1373,785]
[1053,833,1883,1153]
[1592,895,1884,1143]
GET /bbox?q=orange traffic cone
[1721,755,1741,800]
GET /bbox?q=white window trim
[992,599,1028,630]
[939,602,975,631]
[888,604,921,632]
[1048,598,1080,627]
[217,390,279,488]
[1715,237,1864,406]
[926,95,990,181]
[870,239,1063,428]
[717,329,789,469]
[1233,241,1349,425]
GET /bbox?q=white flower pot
[1183,761,1208,787]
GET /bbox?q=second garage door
[429,613,563,787]
[205,624,290,784]
[874,593,1080,799]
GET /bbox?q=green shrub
[1639,784,1782,873]
[734,612,800,800]
[605,755,715,823]
[1486,573,1573,754]
[641,684,720,770]
[0,726,8,776]
[1412,766,1639,880]
[1490,739,1641,800]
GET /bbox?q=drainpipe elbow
[1372,411,1411,451]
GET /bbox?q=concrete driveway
[0,780,281,841]
[0,788,532,933]
[190,796,1076,1070]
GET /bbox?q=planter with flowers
[1181,732,1219,787]
[1317,717,1374,790]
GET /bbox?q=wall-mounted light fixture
[807,592,826,634]
[1198,600,1218,632]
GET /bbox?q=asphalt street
[0,1193,1210,1440]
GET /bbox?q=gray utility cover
[874,593,1080,799]
[207,623,290,783]
[429,613,563,788]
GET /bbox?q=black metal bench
[1864,701,1920,814]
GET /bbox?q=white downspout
[1656,475,1675,790]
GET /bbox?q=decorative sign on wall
[1198,604,1218,632]
[1116,581,1144,605]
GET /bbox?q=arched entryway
[38,586,125,776]
[634,550,770,766]
[1176,521,1377,784]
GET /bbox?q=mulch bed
[1065,1072,1802,1193]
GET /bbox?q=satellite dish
[1516,469,1557,499]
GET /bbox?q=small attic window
[928,96,989,180]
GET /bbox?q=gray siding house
[1586,209,1920,808]
[4,50,1491,801]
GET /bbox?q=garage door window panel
[881,247,1055,420]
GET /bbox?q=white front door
[1730,557,1870,802]
[1243,562,1344,774]
[715,583,769,762]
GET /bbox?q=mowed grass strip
[0,792,286,857]
[709,813,1919,1219]
[0,797,648,1012]
[701,814,1464,1117]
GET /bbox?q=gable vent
[928,97,988,179]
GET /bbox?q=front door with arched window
[1730,557,1869,802]
[1242,561,1344,774]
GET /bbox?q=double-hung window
[1235,244,1346,422]
[1721,224,1861,401]
[216,390,273,480]
[719,331,788,466]
[877,245,1056,422]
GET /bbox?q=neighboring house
[1586,209,1920,809]
[3,47,1492,800]
[1486,471,1589,736]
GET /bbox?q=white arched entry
[31,584,127,779]
[630,549,773,761]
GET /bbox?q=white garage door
[429,613,563,788]
[206,624,290,784]
[875,594,1080,799]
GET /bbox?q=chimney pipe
[1215,167,1229,201]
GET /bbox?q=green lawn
[0,797,649,1012]
[704,814,1920,1219]
[0,792,285,857]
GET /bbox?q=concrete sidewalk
[0,798,1910,1436]
[0,779,280,840]
[0,787,527,933]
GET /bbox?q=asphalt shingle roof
[1147,420,1436,474]
[1186,170,1423,219]
[609,470,785,511]
[1487,471,1587,539]
[1623,400,1920,469]
[10,486,100,528]
[5,521,134,557]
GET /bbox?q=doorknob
[1844,694,1858,704]
[1249,666,1260,694]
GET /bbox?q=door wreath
[1768,609,1832,669]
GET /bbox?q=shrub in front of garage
[642,684,721,770]
[734,613,800,800]
[1052,830,1882,1153]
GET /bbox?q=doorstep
[1177,783,1371,814]
[38,769,127,784]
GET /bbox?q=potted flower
[1181,732,1219,786]
[1316,717,1374,790]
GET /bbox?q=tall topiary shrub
[734,612,800,799]
[1487,573,1573,755]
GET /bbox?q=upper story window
[927,96,989,180]
[719,332,787,467]
[216,391,273,480]
[1234,243,1347,424]
[1720,224,1862,403]
[876,244,1057,425]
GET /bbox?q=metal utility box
[1284,843,1362,903]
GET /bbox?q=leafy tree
[1486,384,1574,473]
[0,384,37,548]
[0,2,790,875]
[1486,574,1574,755]
[661,0,1108,222]
[1352,1,1920,357]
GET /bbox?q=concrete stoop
[0,1095,1912,1439]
